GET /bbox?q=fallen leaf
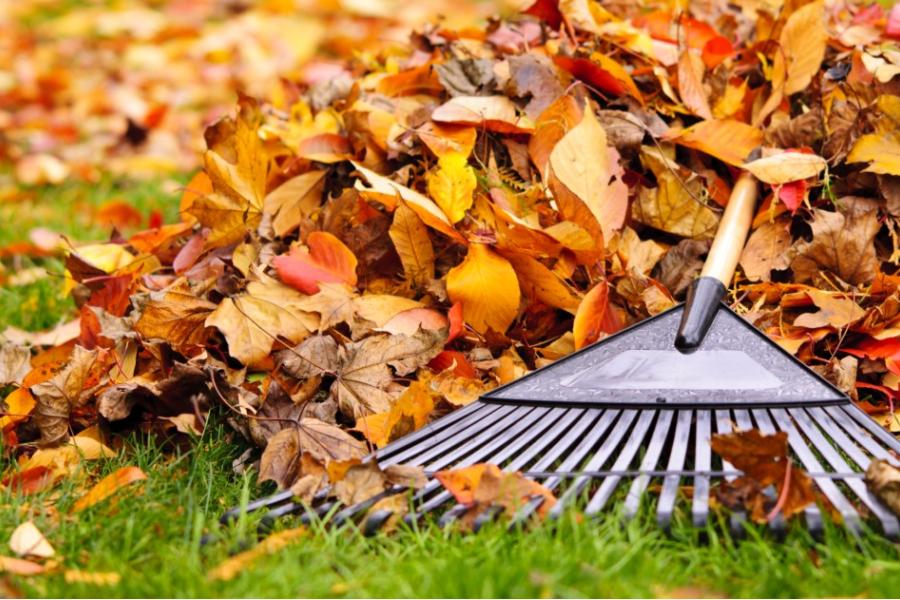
[389,203,435,288]
[353,380,435,448]
[677,51,712,119]
[427,153,477,224]
[431,95,533,134]
[743,152,827,185]
[273,231,358,295]
[0,345,30,387]
[72,466,147,513]
[573,280,621,349]
[134,288,216,354]
[793,290,865,330]
[0,556,45,576]
[865,459,900,516]
[208,528,306,581]
[780,1,827,96]
[446,244,521,334]
[9,522,54,559]
[63,570,121,586]
[669,119,763,167]
[790,208,879,286]
[739,218,792,282]
[259,421,366,489]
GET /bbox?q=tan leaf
[134,288,216,354]
[389,203,435,288]
[9,522,54,558]
[793,290,865,330]
[790,208,879,286]
[431,95,534,133]
[632,147,720,240]
[740,218,793,282]
[677,51,712,119]
[742,152,827,184]
[208,528,306,582]
[186,191,261,250]
[0,555,45,576]
[0,343,30,387]
[205,274,317,366]
[781,1,827,96]
[63,570,121,586]
[446,244,521,334]
[615,227,667,277]
[549,107,626,242]
[262,170,326,237]
[865,459,900,516]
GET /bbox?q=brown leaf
[134,288,216,355]
[262,170,327,237]
[259,420,366,489]
[711,429,816,522]
[677,51,712,119]
[654,239,709,297]
[740,218,792,282]
[793,290,865,329]
[30,346,107,445]
[0,344,30,387]
[790,208,880,286]
[865,459,900,516]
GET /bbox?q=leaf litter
[3,0,900,572]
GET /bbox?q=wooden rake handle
[675,172,758,353]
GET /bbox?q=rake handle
[675,172,758,353]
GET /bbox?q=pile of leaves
[4,0,900,521]
[0,0,519,187]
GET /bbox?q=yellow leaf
[848,134,900,176]
[503,252,581,314]
[446,244,520,334]
[632,147,720,239]
[63,570,121,586]
[427,153,477,224]
[72,466,147,513]
[669,119,763,166]
[352,381,435,448]
[781,1,826,96]
[389,204,435,287]
[208,528,306,582]
[743,152,827,184]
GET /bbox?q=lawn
[1,179,899,598]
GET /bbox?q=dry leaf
[9,522,54,559]
[72,466,147,513]
[389,204,435,288]
[208,528,306,582]
[669,119,763,167]
[447,244,521,334]
[573,281,621,349]
[865,459,900,516]
[740,218,792,282]
[743,152,827,185]
[427,153,477,224]
[790,208,879,286]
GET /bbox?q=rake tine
[806,408,878,470]
[585,409,656,516]
[380,403,511,466]
[374,400,488,460]
[508,408,605,528]
[823,406,898,464]
[693,410,712,528]
[258,499,339,533]
[549,409,638,519]
[788,408,899,539]
[733,409,753,431]
[836,405,900,456]
[766,409,861,537]
[422,408,582,529]
[623,410,674,521]
[713,410,748,537]
[656,410,692,531]
[747,409,794,535]
[220,489,295,524]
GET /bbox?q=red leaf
[777,179,807,213]
[2,466,54,496]
[888,3,900,39]
[148,210,164,229]
[523,0,562,29]
[448,301,464,341]
[273,231,358,295]
[552,56,628,97]
[429,350,477,378]
[844,337,900,375]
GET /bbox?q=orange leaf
[0,388,35,432]
[668,119,763,167]
[273,232,358,295]
[95,200,144,230]
[72,466,147,513]
[573,281,621,349]
[429,350,478,378]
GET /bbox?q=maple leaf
[279,330,446,418]
[790,208,879,286]
[711,429,816,522]
[446,244,521,334]
[258,419,366,489]
[133,288,216,355]
[205,274,318,367]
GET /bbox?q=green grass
[1,421,898,598]
[2,179,899,598]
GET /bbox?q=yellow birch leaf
[389,204,435,287]
[446,244,520,334]
[427,153,477,224]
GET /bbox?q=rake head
[223,305,900,539]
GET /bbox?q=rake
[224,173,900,539]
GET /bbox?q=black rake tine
[623,409,674,521]
[220,489,295,524]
